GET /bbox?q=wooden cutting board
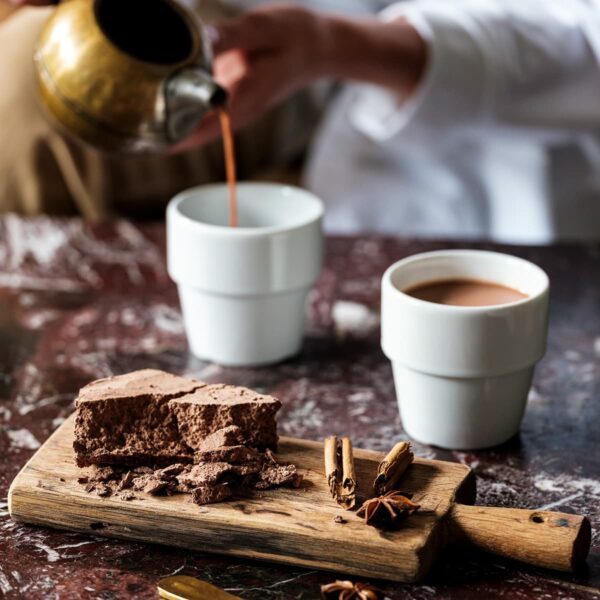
[8,415,591,582]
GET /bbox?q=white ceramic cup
[381,250,550,450]
[167,182,323,367]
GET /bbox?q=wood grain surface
[9,414,475,583]
[450,504,591,573]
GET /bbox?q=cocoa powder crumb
[118,471,134,490]
[95,483,112,497]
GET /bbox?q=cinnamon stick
[324,436,356,510]
[324,436,339,497]
[373,441,413,495]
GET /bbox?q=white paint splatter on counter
[538,492,584,511]
[347,389,376,419]
[332,300,379,337]
[153,305,185,335]
[52,416,66,429]
[7,428,40,450]
[564,350,581,362]
[486,482,518,496]
[34,542,61,563]
[534,473,600,497]
[527,387,545,404]
[19,309,62,330]
[452,452,481,470]
[0,216,168,292]
[19,393,73,416]
[55,541,96,550]
[187,364,223,382]
[283,397,324,433]
[0,567,13,594]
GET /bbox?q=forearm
[317,14,427,95]
[334,0,600,132]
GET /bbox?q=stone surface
[0,216,598,599]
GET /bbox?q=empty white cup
[381,250,550,449]
[167,183,323,366]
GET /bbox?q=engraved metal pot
[35,0,226,153]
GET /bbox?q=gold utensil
[157,575,243,600]
[35,0,226,153]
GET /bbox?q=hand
[7,0,57,5]
[175,5,330,152]
[175,5,426,152]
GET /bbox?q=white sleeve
[351,0,600,143]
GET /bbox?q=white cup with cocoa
[381,249,550,450]
[167,182,323,367]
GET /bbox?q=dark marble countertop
[0,216,598,599]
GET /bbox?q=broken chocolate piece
[78,450,303,506]
[192,483,233,505]
[73,370,205,467]
[89,465,123,481]
[254,464,303,490]
[194,445,262,465]
[94,483,112,497]
[197,426,244,451]
[131,474,170,495]
[155,463,187,480]
[132,466,153,475]
[117,471,134,491]
[169,384,280,452]
[176,463,234,488]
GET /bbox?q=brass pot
[35,0,226,153]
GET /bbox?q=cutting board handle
[449,504,591,572]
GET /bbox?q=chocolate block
[73,369,205,467]
[74,371,281,468]
[169,384,281,451]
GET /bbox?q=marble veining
[0,217,598,599]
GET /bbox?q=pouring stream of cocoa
[218,108,238,227]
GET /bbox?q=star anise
[356,491,419,529]
[320,580,384,600]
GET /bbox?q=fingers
[213,14,269,55]
[170,60,271,154]
[213,5,313,54]
[8,0,57,5]
[172,43,299,154]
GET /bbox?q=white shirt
[305,0,600,243]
